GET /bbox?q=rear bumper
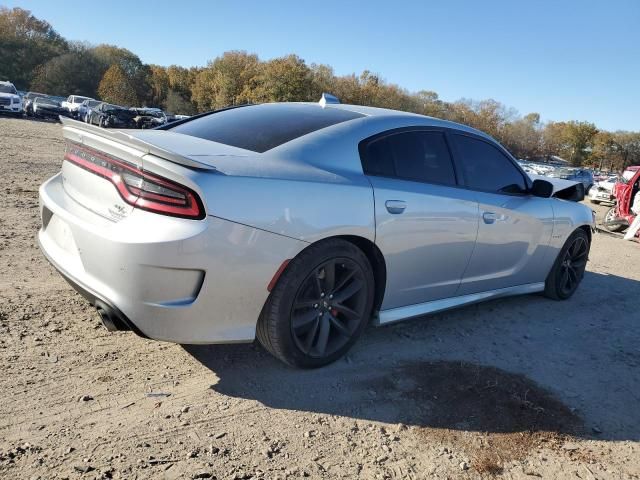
[38,173,307,343]
[39,250,148,337]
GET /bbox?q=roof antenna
[319,93,340,108]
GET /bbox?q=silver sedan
[38,96,595,367]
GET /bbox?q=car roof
[309,102,492,139]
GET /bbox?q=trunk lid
[62,122,147,221]
[60,118,216,221]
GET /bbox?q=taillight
[64,142,205,219]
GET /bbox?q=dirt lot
[1,116,639,480]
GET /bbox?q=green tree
[501,113,543,159]
[0,6,68,89]
[98,64,138,106]
[248,54,312,103]
[92,44,150,104]
[30,43,103,97]
[164,89,196,115]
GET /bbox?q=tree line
[1,6,639,170]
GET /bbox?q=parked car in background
[23,92,49,117]
[62,95,94,118]
[78,99,102,123]
[38,97,595,368]
[130,107,167,129]
[604,166,640,235]
[32,96,70,121]
[548,167,594,193]
[87,102,137,128]
[588,176,617,204]
[0,81,23,116]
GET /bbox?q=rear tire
[257,239,375,368]
[544,229,590,300]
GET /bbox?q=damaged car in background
[87,102,137,128]
[588,175,618,205]
[32,96,70,121]
[37,97,595,368]
[130,107,167,129]
[603,165,640,236]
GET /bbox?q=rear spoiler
[59,116,217,171]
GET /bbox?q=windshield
[74,96,90,103]
[37,97,61,106]
[0,84,17,94]
[88,100,101,107]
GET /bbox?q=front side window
[452,134,526,194]
[360,130,457,186]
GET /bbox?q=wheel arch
[334,235,387,313]
[268,234,387,314]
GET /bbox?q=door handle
[385,200,407,214]
[482,212,507,224]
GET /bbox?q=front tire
[257,239,375,368]
[603,206,626,232]
[544,229,590,300]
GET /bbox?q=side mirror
[530,179,554,198]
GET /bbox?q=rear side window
[360,130,457,186]
[168,103,364,153]
[452,134,527,194]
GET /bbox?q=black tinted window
[453,134,526,193]
[169,103,364,153]
[361,131,456,185]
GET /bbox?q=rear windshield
[168,103,364,153]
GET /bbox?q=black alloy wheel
[290,258,368,358]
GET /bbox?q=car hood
[530,174,584,201]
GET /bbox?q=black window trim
[446,130,532,197]
[358,126,462,188]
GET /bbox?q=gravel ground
[1,116,639,480]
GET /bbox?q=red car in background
[605,166,640,235]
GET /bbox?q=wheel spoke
[572,259,587,269]
[293,300,318,310]
[328,313,351,337]
[573,251,588,262]
[313,271,323,297]
[314,318,330,355]
[567,266,578,284]
[322,262,336,293]
[332,269,356,296]
[332,302,360,319]
[303,317,320,353]
[333,279,363,303]
[293,310,319,334]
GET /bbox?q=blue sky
[6,0,640,131]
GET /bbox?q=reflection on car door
[450,133,554,294]
[360,129,479,310]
